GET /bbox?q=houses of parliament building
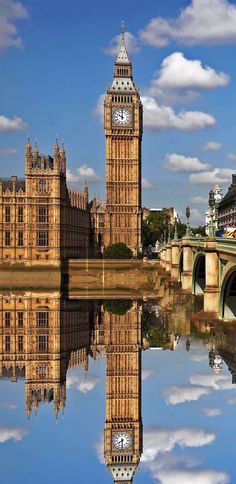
[0,25,142,264]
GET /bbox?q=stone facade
[103,26,142,256]
[0,140,90,264]
[217,174,236,230]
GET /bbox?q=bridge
[159,236,236,321]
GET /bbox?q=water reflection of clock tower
[104,23,142,256]
[104,301,142,482]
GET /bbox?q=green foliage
[170,222,187,239]
[142,317,171,348]
[191,226,206,236]
[142,211,170,246]
[103,242,133,259]
[103,299,133,315]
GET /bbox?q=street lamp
[208,189,215,237]
[186,206,191,237]
[174,216,178,240]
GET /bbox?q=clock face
[112,432,132,450]
[112,108,132,126]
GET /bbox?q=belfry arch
[193,254,206,295]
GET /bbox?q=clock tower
[104,23,143,256]
[104,301,142,482]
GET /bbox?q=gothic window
[37,231,49,247]
[37,365,47,377]
[18,335,23,352]
[18,207,23,223]
[37,335,48,352]
[18,231,23,246]
[5,207,10,223]
[38,179,47,193]
[37,207,48,223]
[5,312,10,327]
[18,312,24,327]
[5,335,10,352]
[5,231,10,246]
[36,311,49,327]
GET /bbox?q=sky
[1,0,236,225]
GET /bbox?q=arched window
[38,179,47,193]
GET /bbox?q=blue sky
[1,0,236,225]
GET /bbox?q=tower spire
[115,20,130,65]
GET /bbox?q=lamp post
[186,206,191,237]
[167,223,171,243]
[208,189,215,237]
[174,216,178,240]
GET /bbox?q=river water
[1,291,236,483]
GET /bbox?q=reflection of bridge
[160,236,236,320]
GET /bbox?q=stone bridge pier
[204,239,219,316]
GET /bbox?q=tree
[103,242,133,259]
[191,226,206,236]
[142,210,170,246]
[103,299,133,315]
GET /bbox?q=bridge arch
[192,253,206,295]
[220,264,236,319]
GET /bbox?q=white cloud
[226,396,236,405]
[142,369,153,381]
[140,0,236,47]
[142,178,153,189]
[190,373,233,390]
[190,208,205,225]
[142,426,216,462]
[67,374,101,394]
[203,141,222,151]
[142,96,216,132]
[228,153,236,162]
[201,407,222,417]
[94,94,104,120]
[189,168,233,185]
[0,0,28,50]
[163,385,211,405]
[154,468,229,484]
[191,196,208,205]
[0,115,28,132]
[104,31,140,56]
[0,425,27,443]
[148,52,229,98]
[0,147,18,156]
[0,402,17,410]
[67,165,100,183]
[190,353,208,361]
[164,153,210,173]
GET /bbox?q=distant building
[217,175,236,230]
[205,184,224,235]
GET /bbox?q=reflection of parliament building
[0,294,142,483]
[0,25,142,262]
